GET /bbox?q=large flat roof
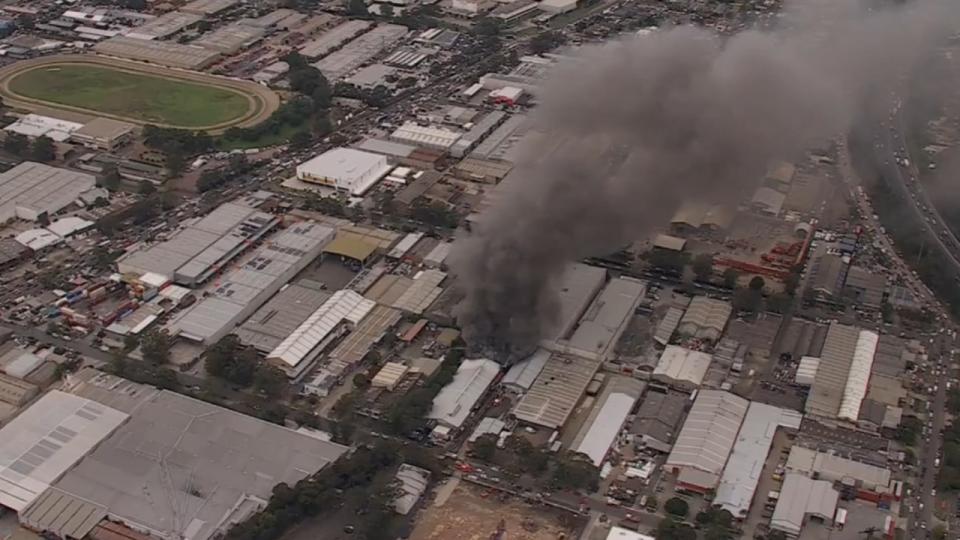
[566,277,646,361]
[542,263,607,344]
[52,388,347,540]
[714,402,802,517]
[117,202,278,283]
[312,24,408,81]
[666,390,748,484]
[653,345,713,387]
[169,222,334,343]
[771,474,838,537]
[512,353,603,429]
[298,20,372,59]
[124,11,202,39]
[0,391,128,511]
[235,281,331,353]
[428,358,500,429]
[572,377,645,466]
[805,323,859,419]
[96,36,220,69]
[0,162,96,222]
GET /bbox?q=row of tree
[3,133,55,162]
[205,335,287,398]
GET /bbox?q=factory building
[785,446,892,494]
[69,118,135,151]
[267,290,376,380]
[571,377,646,466]
[665,390,748,493]
[309,305,401,394]
[0,162,96,222]
[770,474,839,538]
[312,24,409,81]
[235,280,332,353]
[449,111,507,158]
[714,402,802,517]
[4,114,83,141]
[296,148,393,197]
[805,323,879,422]
[651,345,713,391]
[117,202,280,286]
[390,122,462,152]
[393,464,430,515]
[95,36,221,70]
[193,22,265,54]
[168,222,335,345]
[298,20,373,59]
[180,0,240,15]
[676,296,732,342]
[550,277,646,361]
[428,358,500,435]
[15,370,349,540]
[123,11,203,40]
[511,353,602,429]
[0,391,128,512]
[629,389,689,453]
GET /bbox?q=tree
[471,433,498,461]
[123,334,140,352]
[932,525,947,540]
[645,494,658,510]
[656,517,696,540]
[140,329,171,365]
[99,163,121,191]
[347,0,369,16]
[473,17,501,36]
[166,151,186,178]
[551,455,598,491]
[529,31,565,55]
[733,287,763,313]
[352,372,371,389]
[290,130,312,150]
[139,180,157,195]
[3,132,28,156]
[749,275,766,291]
[692,254,714,281]
[664,497,689,518]
[766,292,792,314]
[379,3,395,18]
[253,365,287,397]
[722,267,739,288]
[30,135,55,162]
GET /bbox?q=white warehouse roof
[428,358,500,429]
[0,391,127,511]
[714,402,803,517]
[15,228,62,251]
[5,114,83,141]
[268,290,375,371]
[653,345,713,387]
[390,122,461,150]
[838,329,878,422]
[795,356,820,386]
[573,378,645,466]
[771,474,839,537]
[666,390,748,489]
[295,148,392,196]
[0,162,96,223]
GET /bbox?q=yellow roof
[324,231,377,262]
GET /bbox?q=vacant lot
[411,483,579,540]
[8,64,252,127]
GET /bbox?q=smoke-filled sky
[449,0,960,363]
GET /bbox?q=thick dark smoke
[450,0,960,362]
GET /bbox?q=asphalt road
[911,332,954,538]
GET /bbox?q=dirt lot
[411,484,580,540]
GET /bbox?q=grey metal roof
[235,282,332,353]
[714,402,802,517]
[502,348,550,390]
[170,222,335,343]
[0,162,96,222]
[95,36,220,69]
[512,353,603,429]
[298,20,372,59]
[629,389,688,451]
[666,390,748,480]
[313,24,408,81]
[805,322,858,418]
[52,390,348,540]
[543,263,607,343]
[566,277,646,360]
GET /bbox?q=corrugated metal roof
[268,290,375,369]
[770,474,838,537]
[428,358,500,429]
[502,348,550,390]
[654,306,685,346]
[715,402,802,517]
[653,346,713,387]
[512,353,602,429]
[20,487,107,539]
[666,390,748,485]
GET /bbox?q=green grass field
[8,64,253,128]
